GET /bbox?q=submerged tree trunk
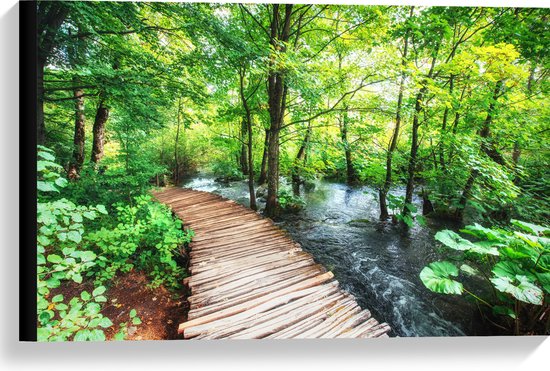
[264,4,293,218]
[68,84,86,179]
[258,129,269,185]
[91,100,109,164]
[379,7,412,220]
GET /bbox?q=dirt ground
[53,270,188,341]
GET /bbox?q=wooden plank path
[153,187,391,339]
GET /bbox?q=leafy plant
[420,220,550,334]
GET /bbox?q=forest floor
[54,270,188,341]
[102,270,187,340]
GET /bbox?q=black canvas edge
[19,0,37,342]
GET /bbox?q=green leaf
[93,286,106,297]
[99,317,113,328]
[460,264,478,276]
[96,205,108,215]
[46,278,61,289]
[46,254,63,264]
[420,261,463,295]
[490,275,543,305]
[55,177,68,188]
[435,230,474,250]
[492,261,535,280]
[511,219,550,236]
[72,273,83,284]
[94,295,107,303]
[132,317,142,325]
[129,309,137,318]
[55,303,68,311]
[37,181,58,193]
[435,230,499,256]
[81,291,91,301]
[114,331,125,341]
[52,294,64,303]
[37,327,50,342]
[80,251,97,262]
[74,330,90,341]
[67,231,82,244]
[492,305,516,319]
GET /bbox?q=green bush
[36,147,190,341]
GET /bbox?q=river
[181,174,486,337]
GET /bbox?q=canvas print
[33,1,549,341]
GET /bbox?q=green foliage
[37,148,190,341]
[87,195,193,289]
[278,187,306,212]
[421,219,550,334]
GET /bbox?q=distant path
[154,187,391,339]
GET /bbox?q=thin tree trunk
[91,100,109,164]
[258,129,269,184]
[340,107,358,185]
[379,6,412,220]
[456,80,504,219]
[439,74,454,172]
[291,122,312,196]
[240,119,249,175]
[239,66,257,210]
[68,83,86,179]
[174,97,182,185]
[403,48,439,217]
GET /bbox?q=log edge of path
[153,187,391,339]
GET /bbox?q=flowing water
[181,174,485,337]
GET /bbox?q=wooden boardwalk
[154,187,391,339]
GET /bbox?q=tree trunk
[258,129,269,184]
[174,97,182,185]
[68,83,86,179]
[439,74,454,172]
[340,107,358,185]
[403,87,425,215]
[240,119,249,176]
[456,80,504,220]
[379,7,412,220]
[291,122,312,196]
[239,66,257,211]
[403,49,439,218]
[91,101,109,164]
[264,4,293,218]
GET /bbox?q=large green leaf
[511,219,550,236]
[435,230,499,256]
[420,261,464,295]
[490,275,543,305]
